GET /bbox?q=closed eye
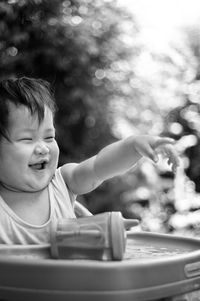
[20,138,32,141]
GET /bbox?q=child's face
[0,103,59,192]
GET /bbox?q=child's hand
[133,136,180,173]
[155,143,180,173]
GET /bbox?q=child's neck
[0,184,50,225]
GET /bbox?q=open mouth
[29,161,48,170]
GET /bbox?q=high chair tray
[1,231,200,301]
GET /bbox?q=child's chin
[26,181,49,192]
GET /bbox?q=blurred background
[1,0,200,236]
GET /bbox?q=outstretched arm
[60,135,179,195]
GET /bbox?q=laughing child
[0,77,179,244]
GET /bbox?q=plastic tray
[1,231,200,301]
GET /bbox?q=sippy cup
[50,212,139,261]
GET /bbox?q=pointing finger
[154,137,175,148]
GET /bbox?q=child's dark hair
[0,77,57,140]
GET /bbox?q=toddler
[0,77,179,244]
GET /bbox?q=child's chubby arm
[60,135,180,195]
[60,156,102,195]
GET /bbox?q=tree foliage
[150,25,200,236]
[163,27,200,193]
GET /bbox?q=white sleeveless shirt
[0,168,76,244]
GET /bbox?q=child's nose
[34,143,50,155]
